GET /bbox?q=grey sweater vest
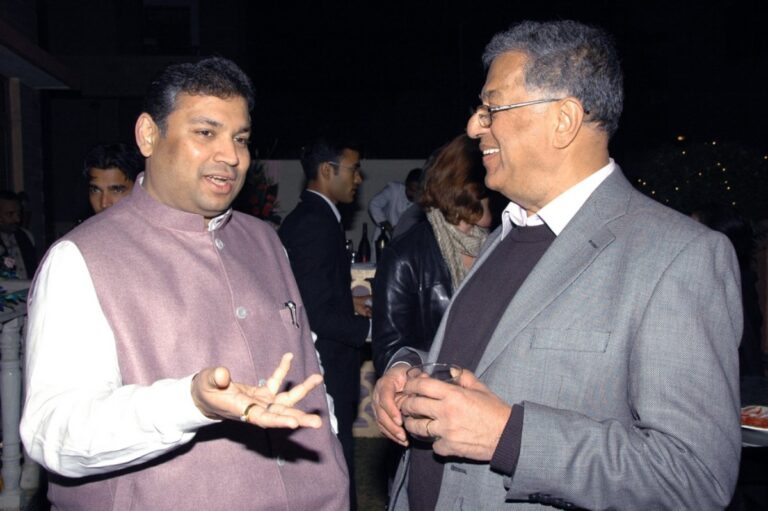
[45,181,349,510]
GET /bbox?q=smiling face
[88,167,134,214]
[467,51,562,214]
[136,93,251,223]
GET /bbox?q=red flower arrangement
[234,160,281,225]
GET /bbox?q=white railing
[0,290,38,511]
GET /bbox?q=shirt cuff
[142,374,220,438]
[490,404,524,476]
[389,351,422,368]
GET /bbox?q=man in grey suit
[373,20,742,510]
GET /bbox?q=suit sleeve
[281,215,369,348]
[505,230,742,510]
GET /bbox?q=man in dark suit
[0,190,37,279]
[279,137,371,510]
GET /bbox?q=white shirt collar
[307,189,341,223]
[501,159,616,239]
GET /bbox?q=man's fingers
[456,368,483,389]
[274,373,323,406]
[264,403,323,429]
[266,353,293,394]
[211,367,232,390]
[373,386,408,444]
[245,402,322,429]
[399,394,439,420]
[376,409,409,445]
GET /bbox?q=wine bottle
[375,224,389,263]
[357,222,371,263]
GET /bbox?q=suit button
[235,306,248,319]
[214,238,224,250]
[276,456,285,467]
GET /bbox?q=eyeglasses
[327,161,362,175]
[474,98,563,128]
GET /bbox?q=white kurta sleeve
[20,241,217,477]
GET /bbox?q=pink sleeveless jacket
[46,180,349,510]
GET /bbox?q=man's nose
[215,139,240,167]
[466,111,487,140]
[101,194,113,209]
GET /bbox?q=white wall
[266,159,425,250]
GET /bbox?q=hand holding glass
[405,363,462,441]
[406,363,462,384]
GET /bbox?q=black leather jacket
[371,220,452,375]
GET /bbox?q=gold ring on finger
[240,402,259,422]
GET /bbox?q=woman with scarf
[372,134,491,376]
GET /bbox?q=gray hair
[483,20,624,137]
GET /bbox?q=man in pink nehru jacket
[21,56,349,511]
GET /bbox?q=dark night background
[2,0,767,242]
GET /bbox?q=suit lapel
[471,170,634,375]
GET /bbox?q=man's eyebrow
[189,116,250,134]
[189,116,223,128]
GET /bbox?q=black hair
[143,56,255,133]
[83,143,144,181]
[300,136,362,181]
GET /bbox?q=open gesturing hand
[191,353,323,429]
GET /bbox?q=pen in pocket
[284,301,298,327]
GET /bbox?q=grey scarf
[426,208,489,291]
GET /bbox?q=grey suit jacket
[390,169,742,510]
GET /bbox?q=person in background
[693,203,764,377]
[374,20,742,510]
[372,134,490,376]
[371,133,491,496]
[0,190,37,279]
[21,56,349,511]
[83,142,143,214]
[368,167,421,239]
[278,136,372,511]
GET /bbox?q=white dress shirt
[21,240,217,477]
[501,159,615,238]
[368,181,412,228]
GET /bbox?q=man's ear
[552,98,584,149]
[318,162,333,181]
[135,113,159,157]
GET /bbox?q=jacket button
[214,238,224,250]
[235,306,248,319]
